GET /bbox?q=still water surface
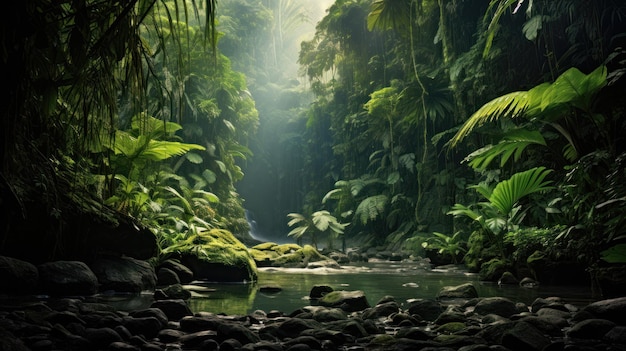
[176,261,596,316]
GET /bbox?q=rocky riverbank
[2,282,626,351]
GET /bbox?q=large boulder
[0,255,38,294]
[180,229,257,283]
[90,256,156,293]
[581,296,626,325]
[37,261,98,296]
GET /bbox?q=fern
[355,194,388,225]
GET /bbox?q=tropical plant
[287,210,348,250]
[448,166,554,258]
[421,231,468,264]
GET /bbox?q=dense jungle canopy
[1,0,626,287]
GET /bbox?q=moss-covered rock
[173,229,257,282]
[248,243,335,268]
[479,258,508,281]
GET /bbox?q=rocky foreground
[2,282,626,351]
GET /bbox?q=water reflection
[184,261,596,315]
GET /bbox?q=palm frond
[489,166,554,216]
[449,91,530,147]
[464,129,547,170]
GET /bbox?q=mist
[218,0,335,242]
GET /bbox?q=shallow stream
[105,260,597,315]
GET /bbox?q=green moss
[251,242,278,251]
[319,291,344,304]
[175,229,258,281]
[479,258,508,281]
[248,248,279,262]
[274,243,302,255]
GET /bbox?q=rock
[129,308,168,328]
[90,256,156,293]
[567,318,616,339]
[497,271,519,285]
[605,326,626,344]
[306,259,341,269]
[479,259,508,282]
[156,283,191,300]
[83,327,123,346]
[156,267,180,286]
[407,299,444,321]
[309,285,334,299]
[180,330,219,348]
[438,283,478,299]
[277,318,323,338]
[122,316,162,339]
[328,251,350,264]
[474,297,518,318]
[150,299,192,321]
[501,321,551,351]
[317,290,370,312]
[180,229,257,282]
[158,259,194,283]
[0,255,39,294]
[37,260,98,296]
[519,277,539,288]
[581,296,626,325]
[362,301,400,320]
[259,285,282,293]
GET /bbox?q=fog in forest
[229,0,335,242]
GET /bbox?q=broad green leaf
[601,243,626,263]
[355,194,388,225]
[489,167,554,216]
[522,15,544,41]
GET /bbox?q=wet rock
[519,277,539,288]
[362,301,400,320]
[605,326,626,344]
[37,260,98,296]
[307,259,341,269]
[0,255,39,294]
[277,318,323,338]
[260,285,283,293]
[328,251,350,264]
[473,297,518,318]
[581,296,626,325]
[156,283,192,300]
[156,267,180,286]
[318,290,370,312]
[158,259,194,284]
[150,299,192,321]
[180,330,219,348]
[83,327,123,346]
[407,299,444,321]
[501,321,550,351]
[128,307,168,328]
[309,285,334,299]
[122,316,162,339]
[497,271,519,285]
[437,283,478,299]
[90,256,156,293]
[567,318,616,339]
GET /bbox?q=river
[168,260,596,316]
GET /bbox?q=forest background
[1,0,625,291]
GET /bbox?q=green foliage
[464,129,547,171]
[421,232,468,264]
[355,195,389,225]
[287,211,348,249]
[601,244,626,264]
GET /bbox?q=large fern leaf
[355,194,388,225]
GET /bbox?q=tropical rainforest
[1,0,625,293]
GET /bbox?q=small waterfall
[245,209,264,241]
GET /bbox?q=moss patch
[249,243,332,268]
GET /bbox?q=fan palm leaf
[489,166,554,216]
[464,129,547,170]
